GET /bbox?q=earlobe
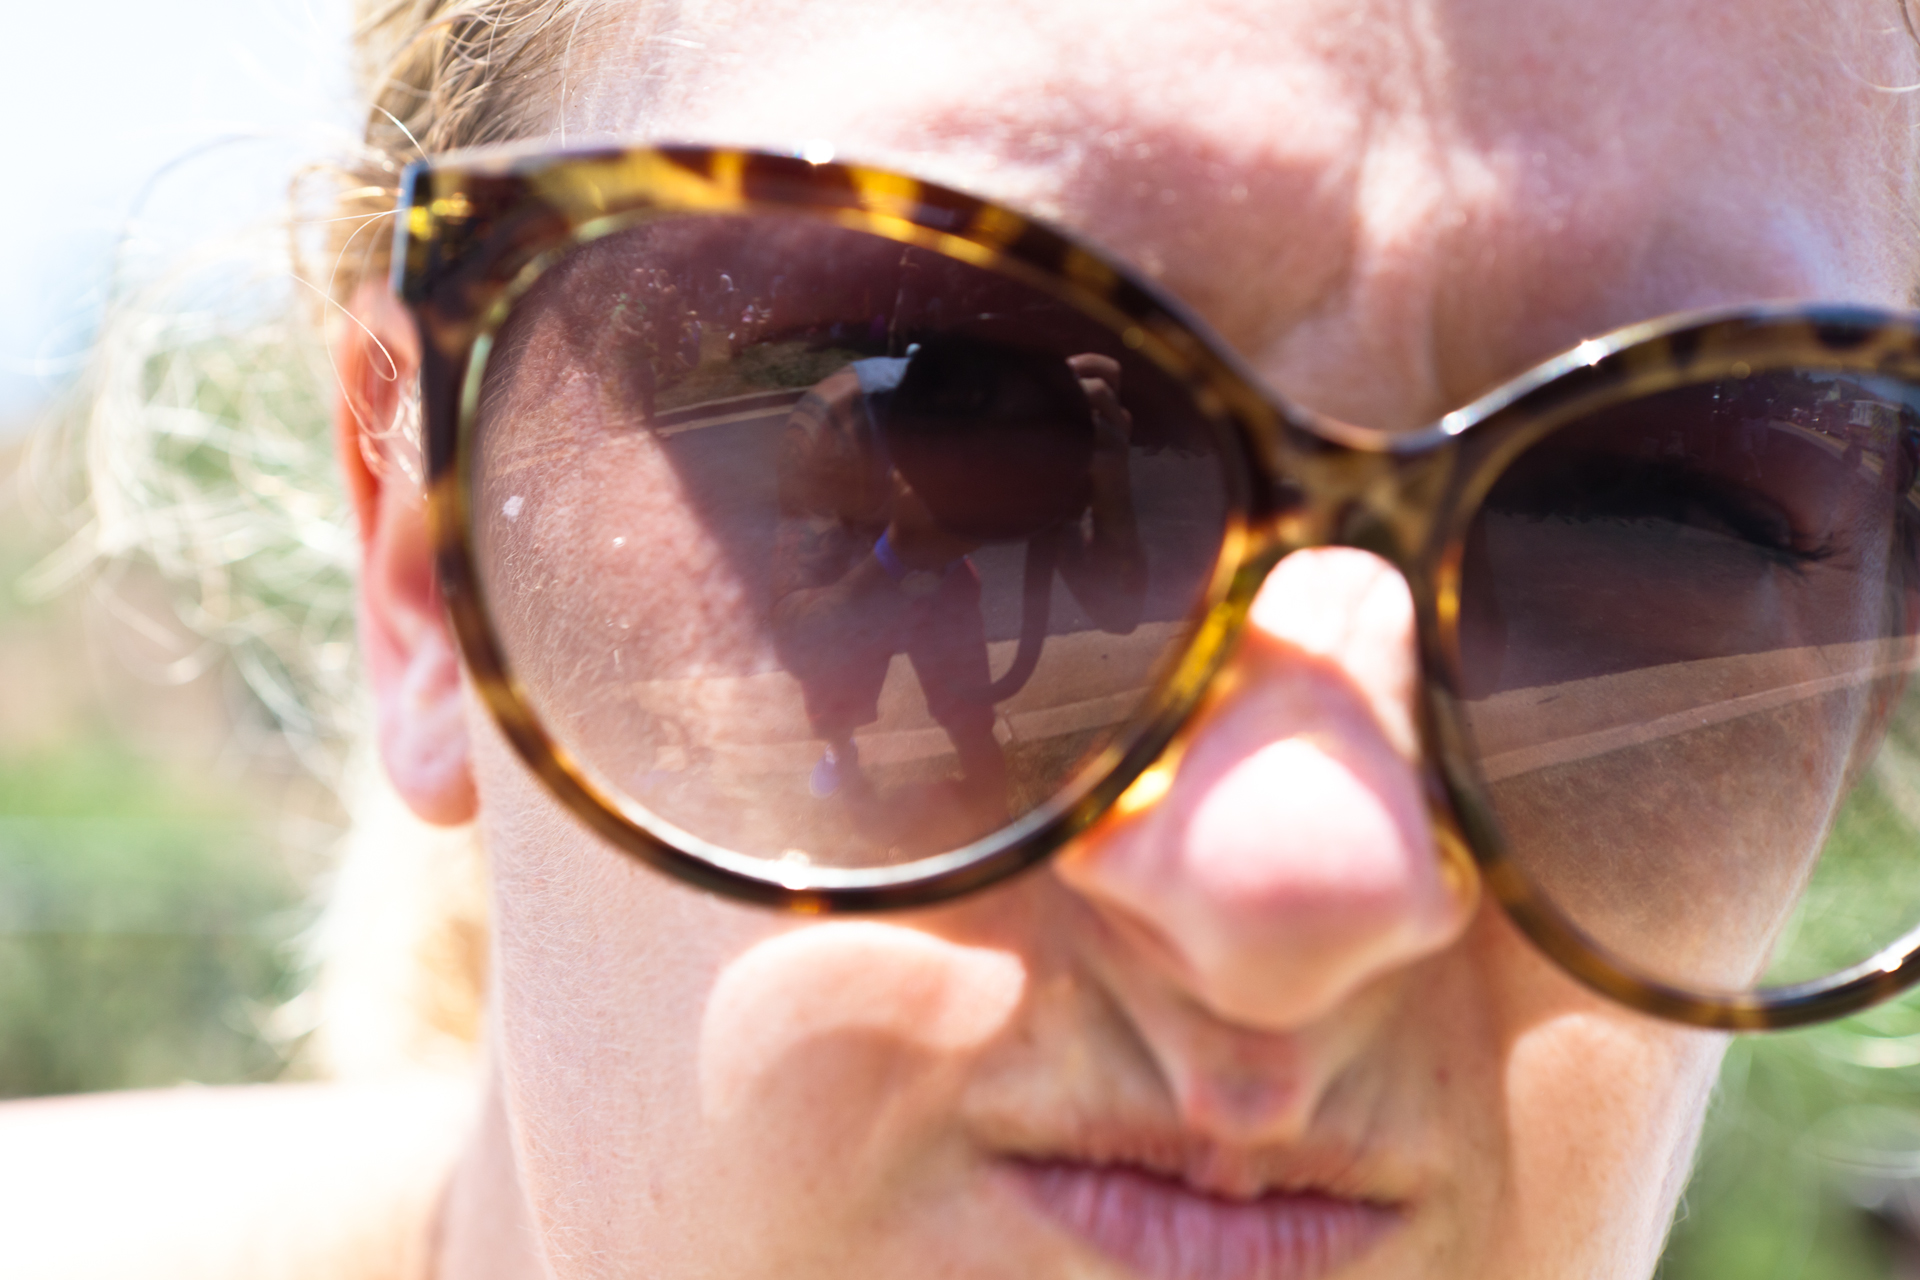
[376,618,479,825]
[335,281,479,826]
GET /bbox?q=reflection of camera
[878,337,1095,542]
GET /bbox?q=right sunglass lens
[1457,368,1920,996]
[465,215,1230,871]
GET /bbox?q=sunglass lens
[465,215,1231,871]
[1457,366,1920,995]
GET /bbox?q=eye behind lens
[1454,365,1920,1002]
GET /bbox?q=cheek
[1497,1004,1724,1277]
[469,715,737,1265]
[472,724,1029,1271]
[696,925,1026,1191]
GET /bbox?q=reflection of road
[1760,410,1917,491]
[1764,416,1871,468]
[627,387,1214,780]
[624,621,1183,775]
[655,394,1220,655]
[653,388,808,437]
[1466,637,1920,782]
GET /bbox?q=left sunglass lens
[463,214,1231,873]
[1456,362,1920,998]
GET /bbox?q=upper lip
[979,1119,1414,1206]
[962,913,1429,1211]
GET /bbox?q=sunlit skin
[325,2,1920,1279]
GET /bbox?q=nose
[1055,547,1477,1030]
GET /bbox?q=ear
[334,280,478,825]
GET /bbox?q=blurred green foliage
[0,446,309,1099]
[1662,1033,1901,1279]
[656,338,863,412]
[0,744,305,1098]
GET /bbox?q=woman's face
[439,1,1920,1276]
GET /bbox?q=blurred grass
[0,441,309,1099]
[1661,1033,1903,1279]
[0,745,303,1097]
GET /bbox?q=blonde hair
[331,0,637,305]
[43,0,639,1080]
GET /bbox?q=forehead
[559,0,1920,421]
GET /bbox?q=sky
[0,0,353,436]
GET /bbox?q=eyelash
[1488,455,1837,569]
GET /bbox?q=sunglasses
[394,142,1920,1031]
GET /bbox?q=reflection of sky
[0,0,351,435]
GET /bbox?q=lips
[1006,1158,1399,1280]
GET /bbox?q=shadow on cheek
[696,924,1027,1186]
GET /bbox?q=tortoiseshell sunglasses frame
[394,141,1920,1031]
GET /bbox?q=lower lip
[1007,1160,1398,1280]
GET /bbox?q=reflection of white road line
[653,388,809,438]
[1000,690,1145,746]
[656,401,804,438]
[1470,638,1920,783]
[623,622,1184,775]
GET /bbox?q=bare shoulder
[0,1075,477,1280]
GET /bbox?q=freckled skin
[416,1,1920,1278]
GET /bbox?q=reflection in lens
[467,215,1229,870]
[1458,372,1920,995]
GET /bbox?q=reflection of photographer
[769,337,1147,840]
